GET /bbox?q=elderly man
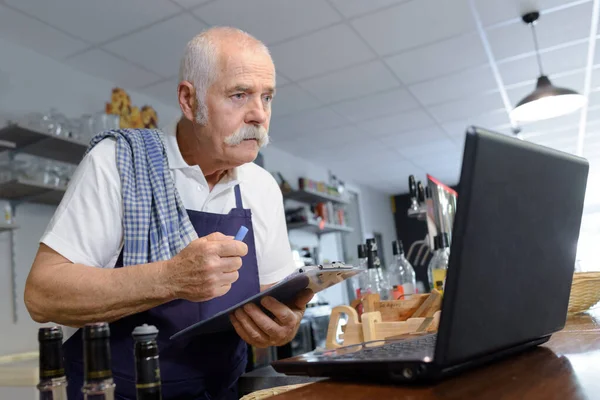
[24,27,312,400]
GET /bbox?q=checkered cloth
[85,128,198,266]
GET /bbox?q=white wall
[0,37,180,356]
[0,38,398,356]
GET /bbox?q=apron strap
[234,184,243,209]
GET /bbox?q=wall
[0,37,398,356]
[0,37,180,356]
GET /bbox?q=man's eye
[232,93,246,100]
[263,95,273,103]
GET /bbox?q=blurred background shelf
[0,222,18,232]
[283,188,349,205]
[287,220,353,235]
[0,178,66,206]
[0,124,87,164]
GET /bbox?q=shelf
[0,123,88,164]
[0,222,18,232]
[283,188,349,205]
[287,220,354,235]
[0,178,66,206]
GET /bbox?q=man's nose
[244,96,268,126]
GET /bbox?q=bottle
[388,240,417,300]
[37,326,68,400]
[428,233,450,293]
[82,322,115,400]
[350,244,368,301]
[362,238,390,300]
[132,324,162,400]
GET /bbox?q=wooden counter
[272,310,600,400]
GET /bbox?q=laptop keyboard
[321,333,437,361]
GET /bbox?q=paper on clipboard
[170,262,363,340]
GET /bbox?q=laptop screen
[435,126,589,366]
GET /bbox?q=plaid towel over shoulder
[85,128,198,266]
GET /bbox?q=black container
[132,324,162,400]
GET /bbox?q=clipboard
[170,262,363,340]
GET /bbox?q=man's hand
[230,289,314,348]
[166,232,248,302]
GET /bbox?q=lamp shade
[510,75,586,122]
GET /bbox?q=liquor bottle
[82,322,115,400]
[132,324,162,400]
[388,240,417,300]
[362,238,390,300]
[350,244,368,301]
[428,233,450,293]
[37,326,68,400]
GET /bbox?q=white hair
[178,26,272,125]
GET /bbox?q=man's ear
[178,81,196,122]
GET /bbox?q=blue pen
[234,225,249,241]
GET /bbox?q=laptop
[271,126,589,382]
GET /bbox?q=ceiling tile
[331,88,420,123]
[193,0,341,45]
[357,108,436,137]
[104,14,208,77]
[497,41,588,86]
[441,109,512,137]
[268,24,375,80]
[590,66,600,90]
[298,61,400,104]
[270,107,348,139]
[396,137,459,159]
[385,32,488,85]
[427,92,505,123]
[171,0,213,10]
[587,90,600,109]
[67,49,161,89]
[305,125,365,148]
[474,0,582,27]
[137,78,179,109]
[408,65,497,106]
[486,2,593,61]
[351,0,475,56]
[379,126,449,149]
[328,0,410,18]
[518,111,582,136]
[271,85,321,118]
[506,70,585,106]
[4,0,181,44]
[0,4,88,59]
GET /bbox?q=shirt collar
[162,117,242,182]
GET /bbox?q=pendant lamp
[510,12,586,123]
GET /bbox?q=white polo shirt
[41,119,296,285]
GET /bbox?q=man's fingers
[293,289,315,310]
[211,240,248,257]
[260,297,296,327]
[218,257,243,273]
[220,270,239,285]
[243,302,291,338]
[204,232,230,241]
[233,308,270,345]
[230,314,267,348]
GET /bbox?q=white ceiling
[1,0,600,195]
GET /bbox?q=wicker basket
[568,272,600,314]
[240,383,313,400]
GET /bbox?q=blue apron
[64,184,260,399]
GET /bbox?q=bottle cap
[38,326,63,342]
[132,324,159,342]
[83,322,110,340]
[434,233,450,250]
[357,244,367,258]
[392,240,404,256]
